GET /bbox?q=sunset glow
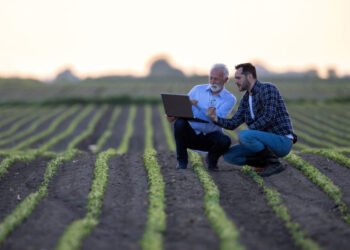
[0,0,349,79]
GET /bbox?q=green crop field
[0,77,350,250]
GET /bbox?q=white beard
[210,84,222,93]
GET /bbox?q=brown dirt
[101,105,129,151]
[76,106,112,152]
[210,161,297,250]
[0,108,68,149]
[82,106,148,250]
[152,106,220,250]
[0,114,38,139]
[264,159,350,249]
[0,152,95,250]
[300,154,350,204]
[82,153,148,250]
[50,107,97,152]
[0,157,50,221]
[30,106,92,150]
[0,115,27,133]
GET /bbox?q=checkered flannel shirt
[216,80,294,136]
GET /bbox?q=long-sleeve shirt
[188,84,236,134]
[215,80,294,136]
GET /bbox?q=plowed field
[0,104,350,250]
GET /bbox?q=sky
[0,0,349,80]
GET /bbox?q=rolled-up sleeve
[216,100,244,130]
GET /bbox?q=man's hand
[166,115,177,123]
[207,107,218,122]
[190,99,198,107]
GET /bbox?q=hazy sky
[1,0,349,79]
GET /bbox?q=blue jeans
[223,130,293,166]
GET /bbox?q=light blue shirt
[188,84,236,134]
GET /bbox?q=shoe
[245,155,266,167]
[205,155,219,172]
[205,155,209,165]
[176,163,187,169]
[252,166,264,173]
[258,162,286,177]
[208,165,219,172]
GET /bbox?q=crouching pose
[207,63,297,177]
[167,64,236,171]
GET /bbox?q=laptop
[161,93,209,123]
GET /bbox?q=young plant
[241,166,320,250]
[140,105,166,250]
[285,152,350,224]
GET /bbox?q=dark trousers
[174,119,231,166]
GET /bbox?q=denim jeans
[174,119,231,166]
[223,129,293,166]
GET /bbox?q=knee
[174,118,188,132]
[223,149,245,165]
[221,135,231,149]
[238,130,253,144]
[212,133,231,150]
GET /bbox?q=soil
[0,105,350,250]
[0,157,50,221]
[29,106,88,150]
[82,106,148,250]
[76,106,112,152]
[152,106,220,250]
[100,105,129,151]
[264,158,350,250]
[0,108,67,149]
[0,114,38,139]
[299,153,350,207]
[210,161,298,250]
[0,152,96,250]
[0,115,27,133]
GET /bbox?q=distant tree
[148,58,185,77]
[327,68,338,79]
[304,69,319,79]
[54,68,80,83]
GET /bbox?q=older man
[167,64,236,171]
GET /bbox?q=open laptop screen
[161,93,209,123]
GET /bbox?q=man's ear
[247,73,254,82]
[223,77,229,84]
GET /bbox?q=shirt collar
[250,80,261,95]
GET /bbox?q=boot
[245,148,284,175]
[245,155,266,167]
[245,147,274,167]
[255,148,285,177]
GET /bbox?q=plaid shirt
[216,80,294,136]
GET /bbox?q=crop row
[0,105,118,245]
[0,149,78,243]
[0,104,349,249]
[0,107,49,139]
[159,109,323,250]
[292,111,350,143]
[1,104,350,152]
[0,106,35,130]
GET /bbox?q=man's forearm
[215,117,240,130]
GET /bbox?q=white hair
[210,63,229,79]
